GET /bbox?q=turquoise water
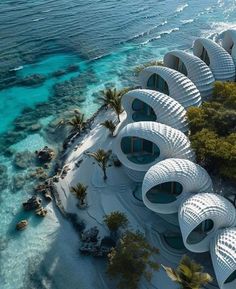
[0,0,236,288]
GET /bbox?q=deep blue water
[0,1,236,288]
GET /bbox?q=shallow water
[0,0,236,288]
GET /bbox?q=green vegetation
[70,183,88,206]
[57,112,86,135]
[162,255,213,289]
[134,60,164,74]
[66,113,86,135]
[110,96,123,122]
[100,120,116,136]
[99,87,127,122]
[187,81,236,182]
[107,230,159,289]
[87,149,111,180]
[104,211,128,233]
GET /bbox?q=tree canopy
[107,230,159,289]
[187,81,236,182]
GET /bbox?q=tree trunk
[103,167,107,180]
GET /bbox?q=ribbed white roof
[113,122,194,173]
[193,38,235,81]
[142,158,212,214]
[122,89,188,132]
[139,66,202,109]
[179,193,236,253]
[164,50,215,99]
[222,29,236,67]
[211,228,236,289]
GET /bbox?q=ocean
[0,0,236,288]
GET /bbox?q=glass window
[133,137,143,153]
[121,137,131,154]
[147,74,169,95]
[143,139,153,153]
[225,271,236,284]
[200,47,210,66]
[132,99,143,111]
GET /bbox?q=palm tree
[67,113,86,135]
[100,120,116,136]
[162,255,213,289]
[70,183,88,206]
[104,211,128,238]
[87,149,111,180]
[99,88,119,109]
[110,96,124,122]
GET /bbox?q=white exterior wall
[179,193,236,253]
[193,38,235,81]
[211,228,236,289]
[113,122,194,182]
[164,50,215,99]
[139,66,202,108]
[122,89,188,132]
[142,158,212,214]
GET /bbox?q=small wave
[176,3,188,13]
[9,65,24,72]
[140,27,179,45]
[140,36,161,45]
[161,27,180,35]
[181,19,194,25]
[32,17,45,22]
[120,20,168,44]
[203,22,236,40]
[42,9,52,13]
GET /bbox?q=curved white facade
[142,158,212,214]
[193,38,235,81]
[113,122,194,182]
[164,50,215,99]
[211,228,236,289]
[222,29,236,68]
[139,66,202,108]
[111,29,236,289]
[122,89,188,132]
[179,193,236,253]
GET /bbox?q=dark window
[225,270,236,284]
[146,182,183,204]
[200,47,210,66]
[147,74,169,95]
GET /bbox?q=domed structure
[122,89,188,132]
[113,122,194,182]
[179,193,236,253]
[211,228,236,289]
[139,66,201,108]
[193,38,235,81]
[164,50,215,99]
[142,158,212,214]
[222,29,236,68]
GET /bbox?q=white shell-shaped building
[164,50,215,99]
[122,89,188,132]
[111,29,236,289]
[193,38,235,81]
[222,29,236,68]
[179,193,236,253]
[142,158,212,214]
[139,66,202,108]
[113,122,194,182]
[211,228,236,289]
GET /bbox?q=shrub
[187,81,236,182]
[107,231,159,289]
[104,211,128,233]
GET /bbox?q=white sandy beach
[53,107,185,289]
